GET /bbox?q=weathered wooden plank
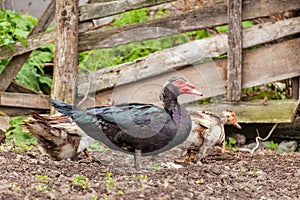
[0,0,55,91]
[78,38,300,107]
[7,81,39,94]
[227,0,242,101]
[80,0,299,22]
[0,107,47,117]
[77,17,300,96]
[79,0,175,21]
[1,0,300,59]
[51,0,79,110]
[292,77,299,99]
[0,92,49,109]
[88,0,124,3]
[0,31,55,60]
[187,100,299,123]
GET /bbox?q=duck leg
[83,148,93,159]
[134,149,142,170]
[79,148,108,165]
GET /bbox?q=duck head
[160,77,203,101]
[221,110,242,129]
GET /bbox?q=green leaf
[5,116,36,146]
[266,140,278,150]
[216,25,228,33]
[253,171,264,175]
[215,21,254,33]
[228,137,237,145]
[242,21,254,28]
[14,35,28,47]
[39,76,52,87]
[16,64,40,91]
[25,14,38,26]
[13,29,29,38]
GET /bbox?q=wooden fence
[0,0,299,123]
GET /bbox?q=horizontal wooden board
[0,92,49,109]
[186,100,299,123]
[79,0,175,21]
[79,0,300,22]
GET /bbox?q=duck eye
[226,114,232,121]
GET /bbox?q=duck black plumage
[49,77,202,169]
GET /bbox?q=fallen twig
[250,123,278,154]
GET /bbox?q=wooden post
[227,0,242,101]
[51,0,79,113]
[292,77,299,100]
[0,0,55,91]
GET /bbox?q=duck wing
[82,103,172,137]
[190,111,221,129]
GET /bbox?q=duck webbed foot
[78,148,108,165]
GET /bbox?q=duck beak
[181,82,203,96]
[233,122,242,129]
[190,88,203,96]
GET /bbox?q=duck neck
[219,112,227,125]
[161,93,183,124]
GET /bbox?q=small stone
[0,156,6,164]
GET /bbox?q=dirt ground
[0,144,299,200]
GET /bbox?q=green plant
[186,29,211,40]
[72,174,89,190]
[226,137,237,146]
[117,189,123,195]
[105,172,116,191]
[215,21,254,33]
[113,8,149,26]
[198,178,204,184]
[266,140,278,151]
[0,8,37,50]
[17,45,54,94]
[6,116,36,147]
[225,137,238,152]
[147,162,160,170]
[9,183,21,190]
[35,185,48,191]
[140,175,148,182]
[0,8,52,94]
[252,170,264,175]
[36,175,50,185]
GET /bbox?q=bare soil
[0,145,299,200]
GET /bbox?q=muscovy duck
[175,110,241,164]
[50,77,202,169]
[25,113,94,160]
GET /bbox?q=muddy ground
[0,144,299,200]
